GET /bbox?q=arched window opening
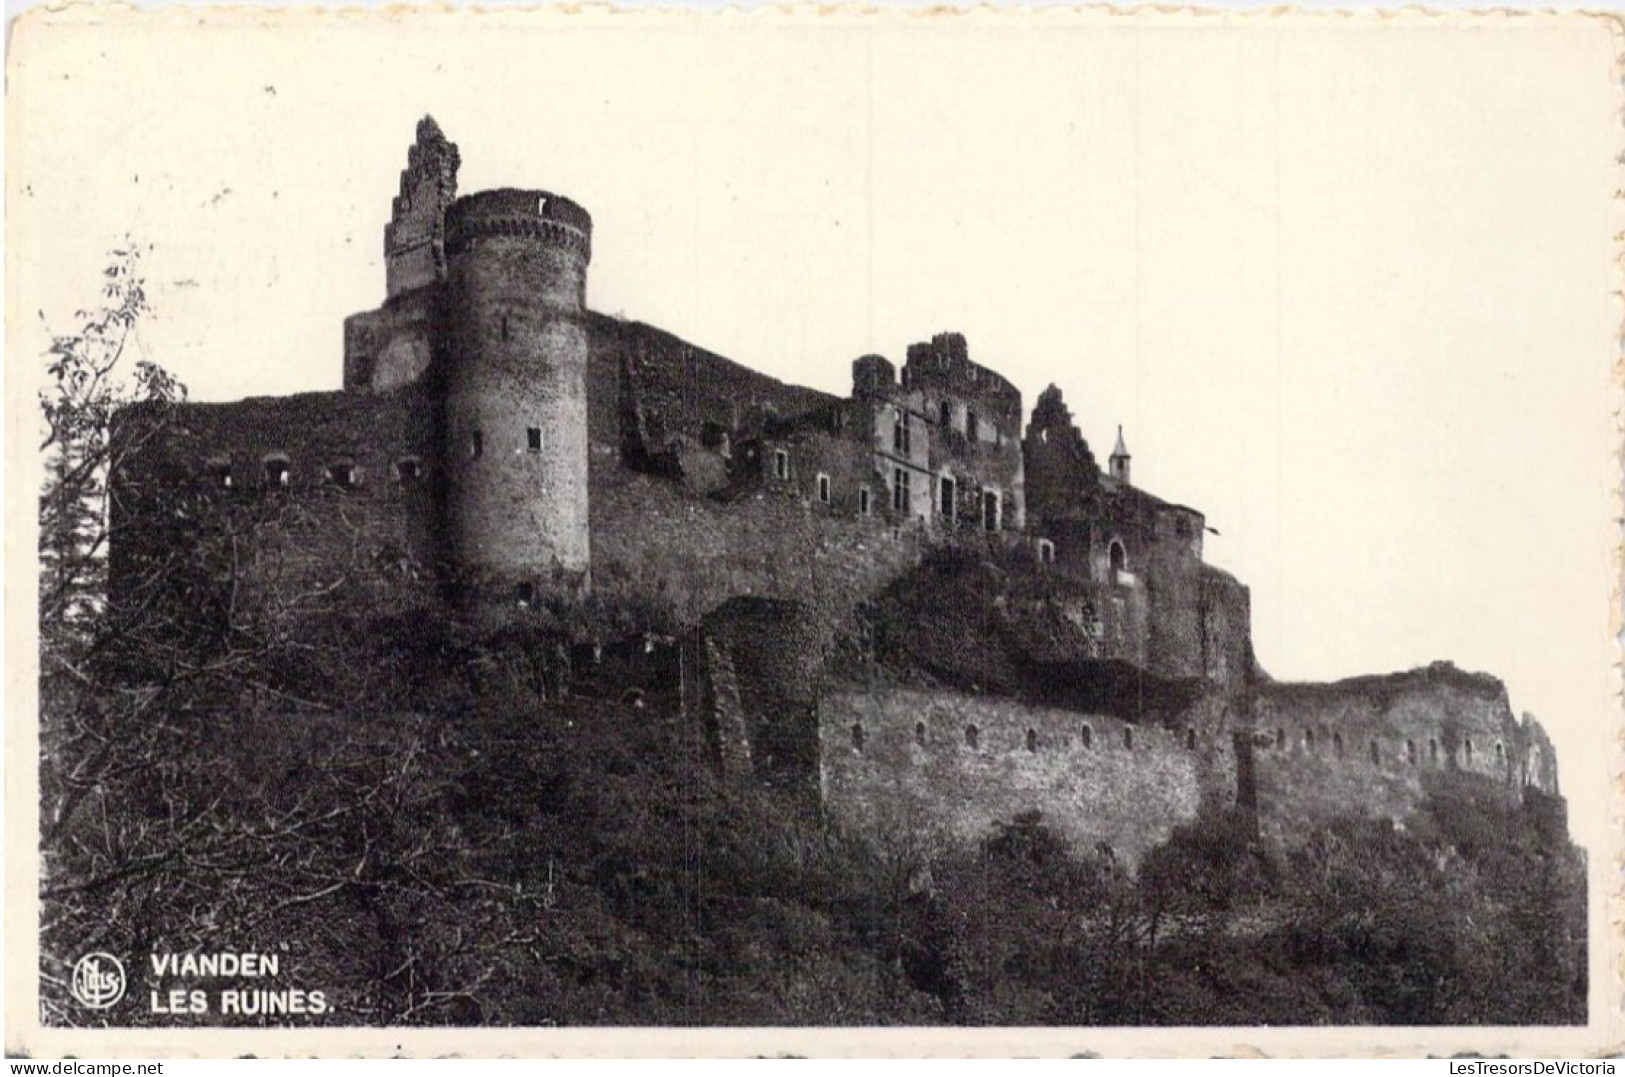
[964,724,980,750]
[1025,728,1038,753]
[516,582,535,607]
[395,457,422,484]
[1109,540,1127,574]
[915,721,928,748]
[851,723,865,753]
[1037,539,1056,565]
[263,456,290,487]
[325,462,357,488]
[1080,724,1093,749]
[206,459,233,489]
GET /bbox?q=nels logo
[70,952,126,1010]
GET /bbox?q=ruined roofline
[1259,660,1510,703]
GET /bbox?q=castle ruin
[109,117,1565,863]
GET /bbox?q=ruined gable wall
[820,688,1235,864]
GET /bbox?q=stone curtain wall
[109,389,441,622]
[1249,664,1548,848]
[819,688,1226,865]
[590,465,928,645]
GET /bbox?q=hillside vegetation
[40,613,1585,1028]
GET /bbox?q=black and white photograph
[7,6,1619,1057]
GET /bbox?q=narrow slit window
[1025,728,1038,753]
[1407,739,1418,765]
[817,473,831,504]
[915,721,927,748]
[774,449,789,481]
[1080,724,1093,749]
[1430,738,1440,765]
[1123,726,1134,751]
[1333,732,1344,758]
[516,582,535,606]
[859,486,872,516]
[964,724,980,750]
[1370,740,1380,765]
[1185,728,1197,751]
[470,431,484,459]
[851,723,865,753]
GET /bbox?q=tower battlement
[444,189,594,261]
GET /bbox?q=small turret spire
[1109,425,1131,485]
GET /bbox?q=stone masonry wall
[1249,663,1551,849]
[110,389,441,621]
[820,688,1233,865]
[590,465,929,645]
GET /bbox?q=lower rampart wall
[1249,664,1549,848]
[819,688,1234,864]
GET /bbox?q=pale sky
[7,9,1618,854]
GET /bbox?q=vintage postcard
[5,4,1621,1059]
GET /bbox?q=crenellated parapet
[443,189,593,262]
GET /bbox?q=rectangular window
[859,486,871,516]
[470,431,484,459]
[527,427,543,453]
[967,411,979,442]
[774,449,789,480]
[516,582,534,606]
[817,473,831,504]
[939,476,956,517]
[982,489,1000,532]
[892,468,911,512]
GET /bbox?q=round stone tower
[440,188,593,608]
